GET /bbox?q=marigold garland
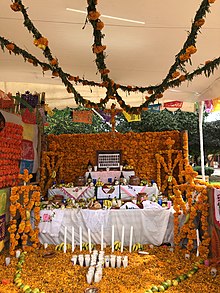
[8,169,41,256]
[40,149,64,197]
[1,0,219,114]
[155,136,185,197]
[173,165,211,259]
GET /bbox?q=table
[38,208,175,246]
[48,185,159,201]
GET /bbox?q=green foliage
[193,166,214,176]
[44,107,111,135]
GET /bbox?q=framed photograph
[96,150,122,170]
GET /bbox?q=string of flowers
[0,0,217,114]
[155,137,184,197]
[173,165,210,259]
[40,150,64,198]
[8,169,41,256]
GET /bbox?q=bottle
[119,172,124,185]
[87,172,92,184]
[87,160,93,172]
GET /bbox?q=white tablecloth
[38,208,175,246]
[48,185,159,201]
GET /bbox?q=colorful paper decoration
[0,214,6,242]
[122,111,141,122]
[0,112,5,132]
[0,90,14,109]
[163,101,183,108]
[72,110,93,124]
[20,160,34,174]
[204,100,213,113]
[21,108,36,124]
[147,103,161,112]
[0,189,7,216]
[21,140,34,160]
[212,97,220,112]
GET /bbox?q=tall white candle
[196,229,200,257]
[88,228,92,253]
[101,225,104,251]
[63,226,67,253]
[72,226,75,252]
[129,226,133,253]
[111,225,114,253]
[79,226,82,252]
[121,226,125,253]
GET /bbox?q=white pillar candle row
[66,225,134,252]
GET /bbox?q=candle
[111,225,114,253]
[88,228,92,253]
[72,226,75,252]
[101,225,104,251]
[121,226,125,253]
[196,229,200,257]
[63,226,67,253]
[79,227,82,252]
[5,257,10,266]
[15,250,21,258]
[129,226,133,253]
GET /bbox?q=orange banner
[72,110,93,124]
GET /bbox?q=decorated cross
[104,103,122,132]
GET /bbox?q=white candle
[88,228,92,253]
[15,250,21,258]
[129,226,133,253]
[5,257,10,266]
[121,226,125,253]
[111,225,114,252]
[72,226,75,252]
[101,225,104,251]
[196,229,200,257]
[79,226,82,252]
[63,226,67,253]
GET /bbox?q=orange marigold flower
[50,58,58,66]
[52,71,59,77]
[179,52,191,62]
[6,43,15,51]
[10,3,21,11]
[171,71,180,79]
[99,68,110,75]
[208,0,216,3]
[42,65,50,71]
[92,45,106,54]
[186,45,197,54]
[195,18,205,27]
[88,11,100,21]
[96,20,104,30]
[33,37,48,50]
[179,75,186,82]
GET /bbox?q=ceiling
[1,0,220,109]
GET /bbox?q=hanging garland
[0,0,219,114]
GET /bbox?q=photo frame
[96,150,122,170]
